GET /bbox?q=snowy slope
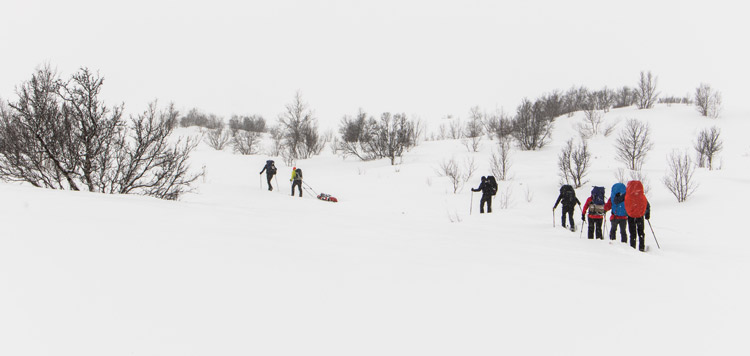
[1,104,749,356]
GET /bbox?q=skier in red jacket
[581,187,606,240]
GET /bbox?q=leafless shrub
[635,71,659,109]
[232,131,261,155]
[337,110,416,165]
[614,86,635,108]
[524,185,533,203]
[447,211,463,223]
[603,119,620,137]
[448,115,463,139]
[512,98,554,151]
[593,87,616,112]
[268,125,284,157]
[616,119,653,171]
[485,109,514,142]
[204,126,232,150]
[496,185,514,209]
[409,117,425,146]
[489,139,512,181]
[558,138,590,188]
[437,157,475,194]
[694,83,722,119]
[0,66,199,200]
[581,106,603,136]
[462,106,484,152]
[694,126,723,170]
[277,91,323,161]
[663,150,698,202]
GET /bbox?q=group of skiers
[261,159,652,251]
[259,160,303,197]
[553,181,652,252]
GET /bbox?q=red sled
[317,193,338,202]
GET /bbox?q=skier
[259,160,277,191]
[471,176,495,213]
[290,166,303,197]
[624,180,651,252]
[581,186,606,240]
[604,183,628,242]
[553,185,581,231]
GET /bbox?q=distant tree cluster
[179,108,224,129]
[658,96,692,105]
[337,109,418,165]
[228,114,266,133]
[0,66,200,200]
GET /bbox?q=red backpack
[624,181,648,218]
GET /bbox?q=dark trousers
[266,174,274,191]
[479,194,492,213]
[291,180,302,197]
[628,217,646,251]
[610,218,627,242]
[561,206,575,228]
[587,217,603,239]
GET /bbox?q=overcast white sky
[1,0,747,128]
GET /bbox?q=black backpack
[487,176,498,196]
[560,184,576,206]
[266,160,277,175]
[295,168,302,179]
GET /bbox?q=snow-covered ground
[2,104,748,355]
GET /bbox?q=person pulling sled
[290,167,303,197]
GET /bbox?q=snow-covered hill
[2,104,748,355]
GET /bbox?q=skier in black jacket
[554,185,581,231]
[471,176,493,213]
[259,160,277,191]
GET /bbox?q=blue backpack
[611,183,627,217]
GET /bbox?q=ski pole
[259,174,262,189]
[470,192,474,215]
[275,175,279,193]
[580,216,586,239]
[646,220,661,249]
[552,208,555,227]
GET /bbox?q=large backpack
[589,186,606,215]
[610,183,627,217]
[487,176,498,196]
[266,160,277,175]
[560,184,576,206]
[295,168,302,180]
[625,180,648,218]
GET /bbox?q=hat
[293,167,296,170]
